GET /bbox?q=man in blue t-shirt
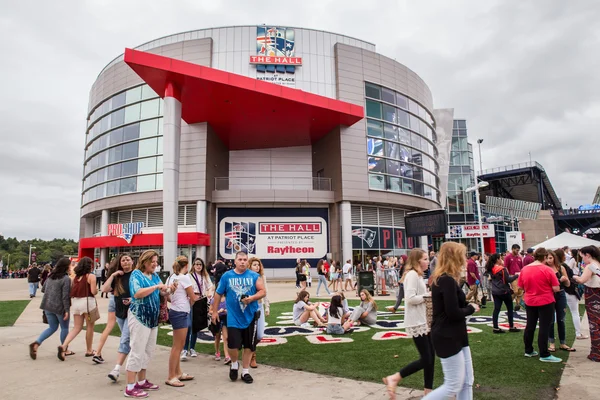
[212,251,265,384]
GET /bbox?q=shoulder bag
[86,274,100,324]
[158,274,171,324]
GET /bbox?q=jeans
[566,293,582,337]
[493,293,514,329]
[549,290,567,345]
[423,346,473,400]
[36,311,69,344]
[29,282,38,297]
[116,316,131,354]
[524,302,555,357]
[399,333,435,389]
[316,275,331,295]
[184,311,196,352]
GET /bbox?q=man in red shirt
[518,247,561,362]
[505,244,524,310]
[466,252,481,305]
[523,248,534,267]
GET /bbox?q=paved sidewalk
[0,279,419,400]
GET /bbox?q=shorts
[326,324,345,335]
[293,318,302,326]
[344,273,351,280]
[107,294,116,313]
[71,297,96,316]
[168,309,190,330]
[227,315,259,351]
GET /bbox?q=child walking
[210,293,230,364]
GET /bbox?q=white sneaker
[108,367,120,382]
[300,322,312,329]
[180,350,188,361]
[189,349,198,357]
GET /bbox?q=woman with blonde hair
[383,249,434,398]
[423,242,479,400]
[343,289,378,330]
[248,257,270,368]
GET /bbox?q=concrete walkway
[0,279,420,400]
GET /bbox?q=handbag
[424,295,433,328]
[42,311,48,324]
[158,273,172,324]
[86,274,100,324]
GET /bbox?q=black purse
[42,312,48,324]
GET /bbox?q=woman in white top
[574,245,600,362]
[165,256,197,387]
[183,258,213,359]
[249,257,270,368]
[383,248,434,399]
[293,290,326,327]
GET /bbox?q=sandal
[382,376,398,400]
[548,344,556,352]
[560,345,576,352]
[179,373,194,381]
[85,351,96,357]
[57,346,66,361]
[65,350,75,356]
[29,342,39,360]
[165,378,184,387]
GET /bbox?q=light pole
[477,139,484,174]
[28,245,36,267]
[466,181,490,254]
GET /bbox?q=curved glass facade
[82,84,164,205]
[364,82,439,202]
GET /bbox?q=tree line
[0,235,79,269]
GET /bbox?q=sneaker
[241,373,254,384]
[124,388,148,398]
[540,355,562,363]
[229,365,239,381]
[508,327,521,333]
[223,356,231,365]
[300,322,312,329]
[214,352,221,361]
[134,380,159,391]
[180,350,188,361]
[189,349,198,358]
[524,351,539,357]
[493,328,505,334]
[108,367,120,382]
[92,355,105,364]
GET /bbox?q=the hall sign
[446,224,495,239]
[250,56,302,65]
[252,26,300,88]
[108,222,144,243]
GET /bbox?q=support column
[100,210,109,268]
[196,200,207,262]
[340,201,352,264]
[420,235,429,252]
[162,82,182,271]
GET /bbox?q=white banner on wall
[219,216,328,259]
[506,231,524,249]
[446,224,495,239]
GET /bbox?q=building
[593,186,600,204]
[77,26,453,276]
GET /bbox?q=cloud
[0,0,597,240]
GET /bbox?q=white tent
[532,232,600,250]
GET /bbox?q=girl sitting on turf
[343,289,377,330]
[326,295,348,334]
[209,293,231,364]
[293,290,327,327]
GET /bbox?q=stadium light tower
[466,181,490,255]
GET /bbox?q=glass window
[96,184,106,199]
[367,119,383,138]
[97,150,108,168]
[140,119,158,138]
[101,101,110,116]
[399,128,411,144]
[109,145,123,163]
[137,175,156,192]
[141,85,157,100]
[98,134,108,151]
[100,115,109,133]
[400,163,413,178]
[402,179,413,194]
[122,142,138,160]
[411,134,421,150]
[397,109,409,128]
[107,164,121,180]
[385,141,400,159]
[382,104,396,123]
[396,93,408,110]
[112,92,126,109]
[367,138,384,156]
[124,103,141,124]
[413,181,424,196]
[418,105,427,120]
[120,177,137,194]
[139,138,158,157]
[412,166,424,182]
[409,115,420,131]
[126,86,142,104]
[419,120,427,137]
[368,173,385,190]
[156,173,163,189]
[123,123,140,141]
[408,99,419,114]
[365,83,381,99]
[366,100,382,119]
[383,124,398,141]
[368,157,385,173]
[121,160,138,177]
[107,180,120,196]
[111,108,125,128]
[387,176,401,192]
[140,99,159,120]
[386,159,400,176]
[399,146,411,162]
[156,156,163,172]
[381,87,395,104]
[138,157,157,175]
[457,120,467,129]
[110,128,124,145]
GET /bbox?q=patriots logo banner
[224,222,257,255]
[352,228,377,248]
[254,26,298,74]
[108,222,144,244]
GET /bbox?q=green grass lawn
[96,297,586,400]
[0,300,30,327]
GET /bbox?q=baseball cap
[469,251,478,257]
[527,248,534,254]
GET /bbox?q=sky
[0,0,598,240]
